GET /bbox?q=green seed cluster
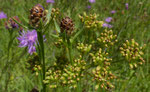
[77,43,92,53]
[44,58,86,89]
[90,48,112,66]
[92,66,116,90]
[97,30,117,47]
[120,39,146,69]
[79,12,104,30]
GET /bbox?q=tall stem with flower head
[60,17,75,65]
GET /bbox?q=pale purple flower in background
[111,10,116,14]
[46,0,55,3]
[17,30,38,55]
[0,11,7,19]
[87,5,91,9]
[103,23,113,28]
[125,3,129,10]
[105,17,112,23]
[89,0,95,3]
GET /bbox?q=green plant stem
[67,38,73,65]
[37,31,46,92]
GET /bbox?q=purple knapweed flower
[89,0,95,3]
[105,17,112,23]
[125,3,129,10]
[0,11,7,19]
[46,0,55,3]
[17,30,38,55]
[102,23,113,28]
[111,10,116,14]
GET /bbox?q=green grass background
[0,0,150,92]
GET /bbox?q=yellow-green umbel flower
[54,37,63,48]
[44,57,86,89]
[92,66,116,90]
[77,43,92,53]
[51,8,60,19]
[97,30,117,47]
[90,48,116,90]
[59,58,86,88]
[120,39,146,69]
[79,12,104,31]
[90,48,112,66]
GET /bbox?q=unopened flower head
[0,11,7,19]
[17,30,38,55]
[29,4,46,27]
[5,16,23,30]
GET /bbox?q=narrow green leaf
[50,34,59,38]
[12,18,28,29]
[54,19,60,33]
[45,4,53,25]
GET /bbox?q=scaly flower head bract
[17,30,38,55]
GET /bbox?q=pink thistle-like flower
[17,30,38,55]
